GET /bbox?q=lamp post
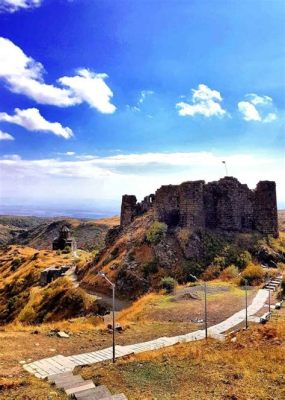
[244,278,248,329]
[98,272,116,363]
[190,274,208,340]
[239,275,248,329]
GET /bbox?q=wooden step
[74,385,111,399]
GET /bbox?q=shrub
[62,246,71,254]
[212,256,226,268]
[143,261,158,278]
[241,263,264,285]
[146,222,167,245]
[201,265,221,281]
[182,261,204,282]
[11,257,23,271]
[220,265,239,281]
[159,277,177,293]
[236,251,252,268]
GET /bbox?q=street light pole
[204,281,208,340]
[245,278,248,329]
[98,272,116,363]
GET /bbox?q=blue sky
[0,0,284,213]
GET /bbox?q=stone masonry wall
[120,177,278,237]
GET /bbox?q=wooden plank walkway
[23,288,271,379]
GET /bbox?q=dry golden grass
[0,375,68,400]
[0,246,97,325]
[80,315,285,400]
[90,216,120,226]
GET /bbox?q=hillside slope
[80,209,285,299]
[0,215,119,251]
[0,245,94,324]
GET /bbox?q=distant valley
[0,215,120,252]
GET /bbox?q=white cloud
[0,108,73,139]
[59,69,116,114]
[0,129,14,140]
[176,84,227,118]
[238,94,277,123]
[0,0,42,13]
[0,151,283,208]
[65,151,76,156]
[0,37,116,113]
[238,101,261,121]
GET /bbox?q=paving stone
[56,376,85,390]
[100,394,128,400]
[74,385,111,400]
[65,381,95,396]
[48,371,75,383]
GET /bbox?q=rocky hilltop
[80,177,283,298]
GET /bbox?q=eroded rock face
[120,177,278,238]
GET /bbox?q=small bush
[143,261,158,278]
[159,277,177,293]
[201,265,221,281]
[236,251,252,268]
[146,222,167,245]
[212,256,226,268]
[220,265,239,281]
[182,261,204,282]
[62,246,71,254]
[241,263,264,285]
[11,257,23,271]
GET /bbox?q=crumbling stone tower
[119,177,278,237]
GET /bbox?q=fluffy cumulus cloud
[176,84,227,118]
[0,151,283,208]
[0,108,73,139]
[0,37,116,113]
[238,94,277,123]
[59,69,116,114]
[0,129,14,140]
[0,0,41,13]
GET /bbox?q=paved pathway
[23,288,270,379]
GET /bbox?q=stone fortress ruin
[120,177,278,237]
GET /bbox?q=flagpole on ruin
[222,160,228,176]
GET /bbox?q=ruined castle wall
[137,194,155,214]
[154,185,180,226]
[254,181,278,237]
[179,181,205,229]
[204,177,254,232]
[120,177,278,237]
[120,195,138,228]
